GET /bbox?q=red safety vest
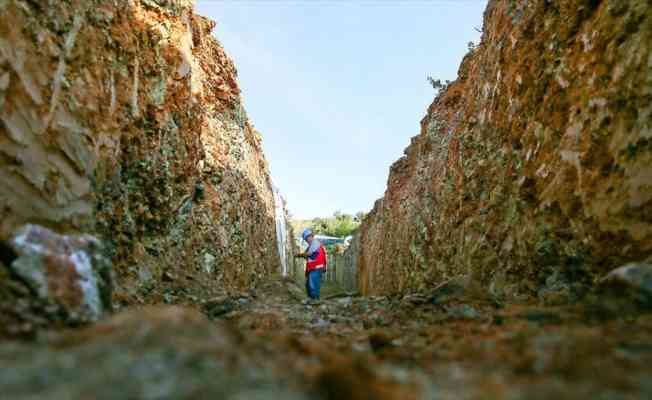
[306,244,327,274]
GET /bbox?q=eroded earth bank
[1,0,652,399]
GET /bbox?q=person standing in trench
[296,228,326,302]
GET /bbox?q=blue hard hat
[302,228,313,241]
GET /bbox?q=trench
[1,0,651,399]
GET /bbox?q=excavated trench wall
[358,0,652,298]
[0,0,281,321]
[329,237,359,292]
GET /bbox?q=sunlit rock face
[358,0,652,297]
[0,0,280,313]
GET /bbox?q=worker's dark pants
[306,270,323,300]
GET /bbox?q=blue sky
[196,0,487,219]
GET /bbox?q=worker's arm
[304,241,320,260]
[296,241,320,259]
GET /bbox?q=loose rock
[7,224,112,323]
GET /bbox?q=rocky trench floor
[1,278,652,400]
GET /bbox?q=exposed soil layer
[357,0,652,297]
[0,0,281,336]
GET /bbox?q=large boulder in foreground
[8,224,112,321]
[0,224,112,337]
[358,0,652,297]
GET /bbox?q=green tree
[309,211,358,237]
[293,211,364,239]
